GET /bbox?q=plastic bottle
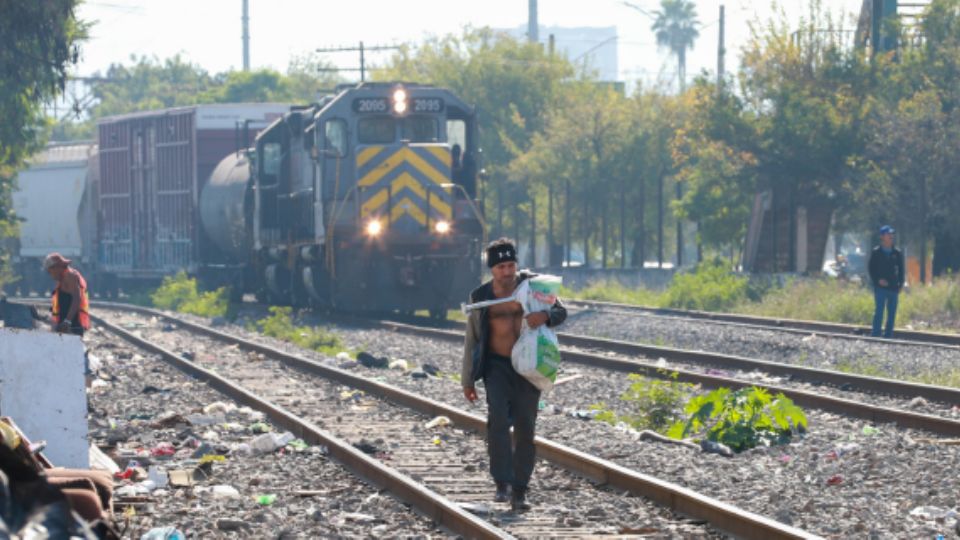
[140,527,185,540]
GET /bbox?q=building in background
[502,25,620,82]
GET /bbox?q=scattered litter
[357,352,389,368]
[907,396,928,409]
[862,425,880,436]
[826,475,843,486]
[211,485,241,499]
[250,431,296,454]
[421,363,440,376]
[184,414,221,426]
[458,502,492,516]
[249,421,272,434]
[432,435,442,446]
[655,358,669,368]
[340,390,364,401]
[203,401,237,415]
[168,470,195,488]
[410,370,429,379]
[198,454,226,464]
[424,416,451,429]
[909,506,951,521]
[287,439,309,451]
[353,440,381,455]
[336,352,352,362]
[344,512,378,523]
[89,444,121,474]
[151,413,190,429]
[150,442,176,458]
[140,527,185,540]
[147,465,169,489]
[700,439,734,457]
[779,454,792,464]
[567,409,600,421]
[236,406,265,421]
[255,494,277,506]
[388,359,410,371]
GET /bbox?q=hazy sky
[75,0,864,89]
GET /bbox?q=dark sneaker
[510,488,531,512]
[494,482,511,503]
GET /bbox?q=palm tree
[651,0,699,92]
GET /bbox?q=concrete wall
[0,328,87,468]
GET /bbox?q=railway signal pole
[242,0,250,71]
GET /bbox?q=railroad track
[90,302,818,539]
[566,299,960,349]
[364,316,960,437]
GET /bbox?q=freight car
[9,85,484,317]
[7,142,98,295]
[201,83,484,317]
[94,103,290,294]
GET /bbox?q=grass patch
[563,264,960,333]
[560,281,661,306]
[151,271,229,318]
[590,372,694,433]
[251,306,348,357]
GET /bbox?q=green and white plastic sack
[511,274,563,392]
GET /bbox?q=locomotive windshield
[357,115,440,144]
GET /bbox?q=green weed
[151,271,229,318]
[590,373,694,433]
[253,306,347,357]
[667,386,808,453]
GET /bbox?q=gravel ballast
[135,304,960,539]
[85,325,441,538]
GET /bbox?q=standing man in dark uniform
[461,238,566,512]
[868,225,905,338]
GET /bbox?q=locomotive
[201,83,484,316]
[9,83,485,317]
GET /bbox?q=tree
[651,0,700,92]
[672,79,757,261]
[1,0,86,287]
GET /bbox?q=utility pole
[315,42,401,82]
[242,0,250,71]
[528,0,539,43]
[717,4,725,86]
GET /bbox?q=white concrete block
[0,328,88,468]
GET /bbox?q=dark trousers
[483,353,541,490]
[872,287,899,338]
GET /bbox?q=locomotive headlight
[392,88,408,115]
[434,220,451,234]
[365,219,383,236]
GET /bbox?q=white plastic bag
[511,275,563,392]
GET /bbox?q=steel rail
[92,302,820,540]
[90,313,513,540]
[567,299,960,349]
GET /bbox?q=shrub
[150,271,229,318]
[254,306,346,356]
[590,373,694,433]
[659,260,749,311]
[667,386,807,453]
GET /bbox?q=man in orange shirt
[43,252,90,336]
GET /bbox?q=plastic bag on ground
[511,275,563,392]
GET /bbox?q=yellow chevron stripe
[357,146,384,169]
[392,173,453,219]
[405,147,449,186]
[425,146,451,167]
[360,187,388,217]
[358,148,405,187]
[391,196,426,226]
[360,172,453,220]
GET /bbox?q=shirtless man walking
[462,238,567,511]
